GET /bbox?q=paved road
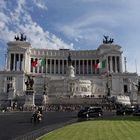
[0,111,77,140]
[0,110,116,140]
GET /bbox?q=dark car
[77,107,103,118]
[116,107,135,116]
[125,107,135,115]
[133,109,140,116]
[116,108,126,115]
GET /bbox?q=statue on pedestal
[24,74,35,108]
[25,75,34,90]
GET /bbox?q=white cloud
[56,0,140,48]
[123,49,140,74]
[0,14,8,30]
[76,0,101,2]
[0,1,15,42]
[32,0,48,10]
[0,0,6,9]
[0,0,73,50]
[56,11,117,45]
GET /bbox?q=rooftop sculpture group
[103,35,114,44]
[14,33,26,41]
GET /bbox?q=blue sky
[0,0,140,74]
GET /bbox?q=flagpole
[124,57,127,73]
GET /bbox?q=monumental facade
[0,35,139,107]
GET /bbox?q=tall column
[37,60,39,73]
[116,56,119,73]
[79,60,80,75]
[15,54,17,71]
[17,54,19,71]
[108,56,110,73]
[7,53,10,71]
[54,59,56,74]
[91,60,93,74]
[46,58,47,74]
[115,56,117,73]
[4,53,7,70]
[27,54,30,73]
[66,59,68,67]
[110,56,113,73]
[23,54,26,72]
[58,59,60,74]
[33,58,35,73]
[50,59,52,74]
[74,60,76,74]
[119,56,122,73]
[106,56,108,73]
[87,60,88,75]
[4,77,7,93]
[13,53,16,71]
[62,60,64,74]
[21,54,23,71]
[6,53,8,70]
[95,60,97,74]
[83,60,84,75]
[41,65,44,73]
[19,53,21,71]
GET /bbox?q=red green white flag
[32,58,46,67]
[95,60,106,69]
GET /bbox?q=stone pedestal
[67,65,75,78]
[24,90,35,108]
[8,88,15,100]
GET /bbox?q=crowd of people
[0,101,116,112]
[0,95,119,113]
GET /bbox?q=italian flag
[95,60,106,69]
[32,58,46,67]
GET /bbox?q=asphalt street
[0,110,115,140]
[0,111,77,140]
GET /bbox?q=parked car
[116,106,135,116]
[116,108,126,115]
[133,109,140,116]
[125,107,135,115]
[77,107,103,118]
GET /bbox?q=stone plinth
[24,90,35,108]
[8,88,15,100]
[67,65,75,77]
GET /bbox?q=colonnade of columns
[30,58,100,75]
[8,53,24,71]
[108,56,122,73]
[8,54,122,74]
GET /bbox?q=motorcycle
[31,112,43,123]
